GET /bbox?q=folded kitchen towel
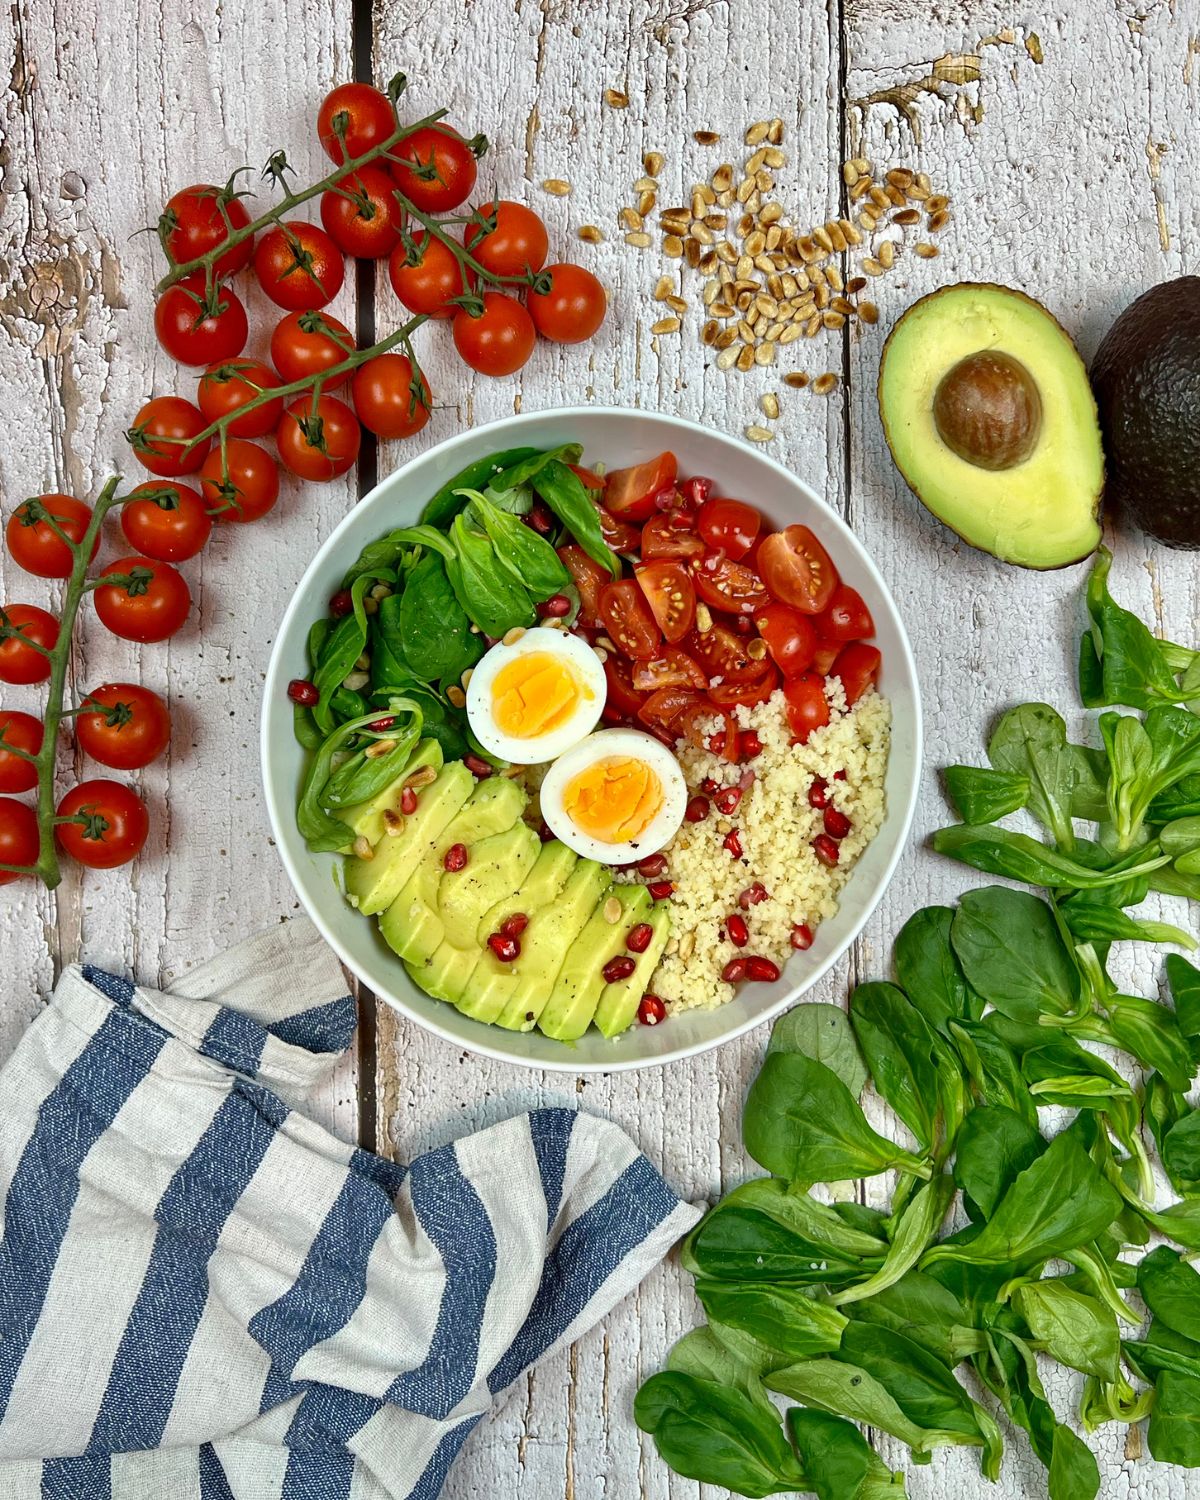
[0,918,700,1499]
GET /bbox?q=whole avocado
[1091,276,1200,548]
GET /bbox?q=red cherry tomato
[270,310,354,387]
[755,602,818,678]
[390,124,478,213]
[632,648,707,693]
[603,653,649,720]
[197,359,283,438]
[637,686,704,741]
[154,275,248,365]
[127,396,211,477]
[708,657,779,709]
[568,464,605,491]
[0,605,59,684]
[6,495,96,578]
[830,642,882,705]
[558,545,609,628]
[817,583,875,644]
[161,183,254,277]
[56,780,149,869]
[595,505,641,553]
[388,231,470,320]
[757,525,839,614]
[635,560,696,643]
[693,554,769,616]
[254,222,345,311]
[782,672,831,742]
[466,200,548,276]
[696,497,762,560]
[120,482,212,561]
[75,684,170,770]
[94,557,190,643]
[320,165,404,259]
[598,579,663,660]
[0,711,42,792]
[527,263,607,344]
[641,511,705,560]
[686,622,757,685]
[452,293,535,377]
[0,796,39,883]
[676,700,740,762]
[318,82,395,163]
[604,453,677,523]
[199,440,280,523]
[351,355,430,439]
[277,395,361,481]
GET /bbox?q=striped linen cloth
[0,918,700,1499]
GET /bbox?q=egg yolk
[492,652,591,739]
[563,756,663,844]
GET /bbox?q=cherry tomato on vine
[528,263,607,344]
[0,605,59,684]
[56,780,149,869]
[154,274,248,365]
[75,684,171,770]
[452,293,535,377]
[390,124,479,213]
[94,558,191,643]
[388,231,470,319]
[199,440,280,523]
[465,200,548,277]
[6,494,96,578]
[755,601,817,678]
[782,672,831,743]
[757,525,839,614]
[697,496,761,560]
[270,310,354,387]
[317,82,395,163]
[350,355,430,439]
[277,396,361,481]
[0,797,39,883]
[160,184,253,278]
[0,711,43,793]
[320,165,404,259]
[127,396,211,477]
[120,482,212,562]
[197,359,283,438]
[254,222,345,311]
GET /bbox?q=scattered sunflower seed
[604,87,629,108]
[694,129,721,145]
[783,371,810,388]
[760,391,780,419]
[858,301,879,324]
[651,315,681,334]
[644,150,665,177]
[625,230,652,248]
[812,372,839,395]
[542,178,571,196]
[914,241,939,259]
[578,225,604,243]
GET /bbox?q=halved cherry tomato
[596,504,641,553]
[598,579,662,660]
[755,602,818,678]
[697,496,761,560]
[635,560,696,644]
[757,525,839,614]
[632,648,706,693]
[602,653,647,719]
[558,545,608,628]
[604,452,677,523]
[830,642,881,705]
[676,700,739,762]
[568,463,605,491]
[641,511,705,560]
[686,622,756,684]
[637,686,702,741]
[782,673,831,743]
[693,554,769,616]
[817,583,875,644]
[812,642,841,675]
[709,657,779,709]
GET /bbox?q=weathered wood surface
[2,0,1198,1494]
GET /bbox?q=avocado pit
[932,350,1043,471]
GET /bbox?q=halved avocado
[878,283,1104,569]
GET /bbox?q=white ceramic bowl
[261,408,922,1073]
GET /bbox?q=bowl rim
[261,405,923,1073]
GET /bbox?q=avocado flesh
[539,883,653,1043]
[490,860,611,1031]
[344,759,473,917]
[878,283,1104,569]
[437,821,541,948]
[340,740,443,848]
[593,900,672,1039]
[1091,276,1200,548]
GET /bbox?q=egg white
[466,627,606,765]
[539,727,688,864]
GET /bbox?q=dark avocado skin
[1091,276,1200,549]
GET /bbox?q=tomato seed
[824,807,852,840]
[812,833,840,867]
[685,795,710,823]
[637,852,669,878]
[400,786,418,815]
[500,912,529,939]
[443,842,468,872]
[746,956,781,982]
[726,913,749,947]
[488,933,521,962]
[603,955,637,982]
[723,828,743,858]
[738,881,769,908]
[808,776,828,809]
[536,593,572,618]
[287,678,319,706]
[638,994,666,1025]
[464,753,493,778]
[647,880,675,900]
[329,589,353,618]
[627,922,653,954]
[791,923,814,950]
[714,785,742,815]
[721,957,748,984]
[740,730,762,758]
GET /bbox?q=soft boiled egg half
[539,728,688,864]
[466,627,606,765]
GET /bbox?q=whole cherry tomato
[693,553,769,616]
[127,396,211,477]
[816,583,875,644]
[388,231,470,319]
[635,560,696,643]
[154,275,248,365]
[277,396,361,481]
[94,557,190,643]
[0,605,59,684]
[558,545,608,628]
[270,310,355,387]
[320,165,404,259]
[120,482,212,562]
[641,511,705,560]
[6,494,96,578]
[254,222,345,311]
[390,124,479,213]
[56,780,149,869]
[75,684,170,770]
[351,355,430,439]
[452,293,535,377]
[528,263,607,343]
[755,601,818,678]
[0,796,39,883]
[782,672,831,743]
[697,496,761,560]
[198,440,280,523]
[317,82,395,163]
[0,711,42,792]
[598,579,662,660]
[830,642,881,705]
[466,200,548,276]
[604,453,677,522]
[161,184,253,277]
[757,525,839,614]
[197,359,283,438]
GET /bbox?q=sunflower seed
[914,241,939,259]
[892,208,921,226]
[353,835,374,861]
[736,344,755,371]
[542,178,571,195]
[644,150,665,177]
[760,391,780,419]
[625,230,652,248]
[633,175,657,192]
[714,327,738,348]
[778,323,804,345]
[603,87,629,107]
[783,371,809,388]
[925,193,949,214]
[651,315,681,334]
[858,301,879,324]
[755,340,776,365]
[694,129,721,145]
[663,234,684,257]
[619,206,643,230]
[578,224,604,243]
[701,319,718,345]
[712,163,734,192]
[364,738,396,759]
[746,147,768,174]
[862,256,884,276]
[846,275,867,293]
[831,295,855,316]
[383,810,407,837]
[878,239,896,269]
[812,372,839,395]
[849,175,874,201]
[638,189,657,216]
[928,209,951,233]
[691,220,715,245]
[745,120,771,145]
[716,344,740,370]
[695,602,713,632]
[839,218,862,245]
[885,167,914,190]
[745,424,774,441]
[502,626,527,647]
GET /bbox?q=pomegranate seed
[740,730,762,759]
[653,484,683,512]
[464,753,493,778]
[369,715,396,731]
[732,616,753,636]
[808,776,829,809]
[701,777,720,796]
[537,820,556,842]
[329,589,353,618]
[500,912,529,939]
[714,785,743,815]
[536,593,572,619]
[685,795,710,823]
[627,922,654,954]
[488,933,521,963]
[682,476,713,508]
[708,731,726,754]
[287,678,319,706]
[637,853,669,878]
[726,913,749,947]
[812,834,840,867]
[722,958,748,984]
[400,786,418,815]
[443,842,469,872]
[638,994,666,1025]
[791,923,814,950]
[648,880,675,900]
[723,829,743,859]
[603,955,637,983]
[746,956,781,983]
[738,882,769,908]
[833,769,847,780]
[824,807,852,840]
[527,499,555,534]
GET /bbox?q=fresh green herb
[786,1408,907,1500]
[893,905,983,1036]
[1080,546,1199,711]
[461,490,572,598]
[767,999,869,1098]
[944,764,1030,824]
[530,458,619,576]
[418,446,543,528]
[296,700,422,852]
[391,551,483,684]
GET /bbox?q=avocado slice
[344,760,473,917]
[379,776,526,965]
[878,283,1104,569]
[593,900,672,1039]
[340,739,444,848]
[539,883,653,1043]
[1091,276,1200,548]
[490,860,611,1031]
[437,821,541,949]
[472,838,577,949]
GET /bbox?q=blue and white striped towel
[0,918,700,1499]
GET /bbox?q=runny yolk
[563,756,663,844]
[492,652,590,739]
